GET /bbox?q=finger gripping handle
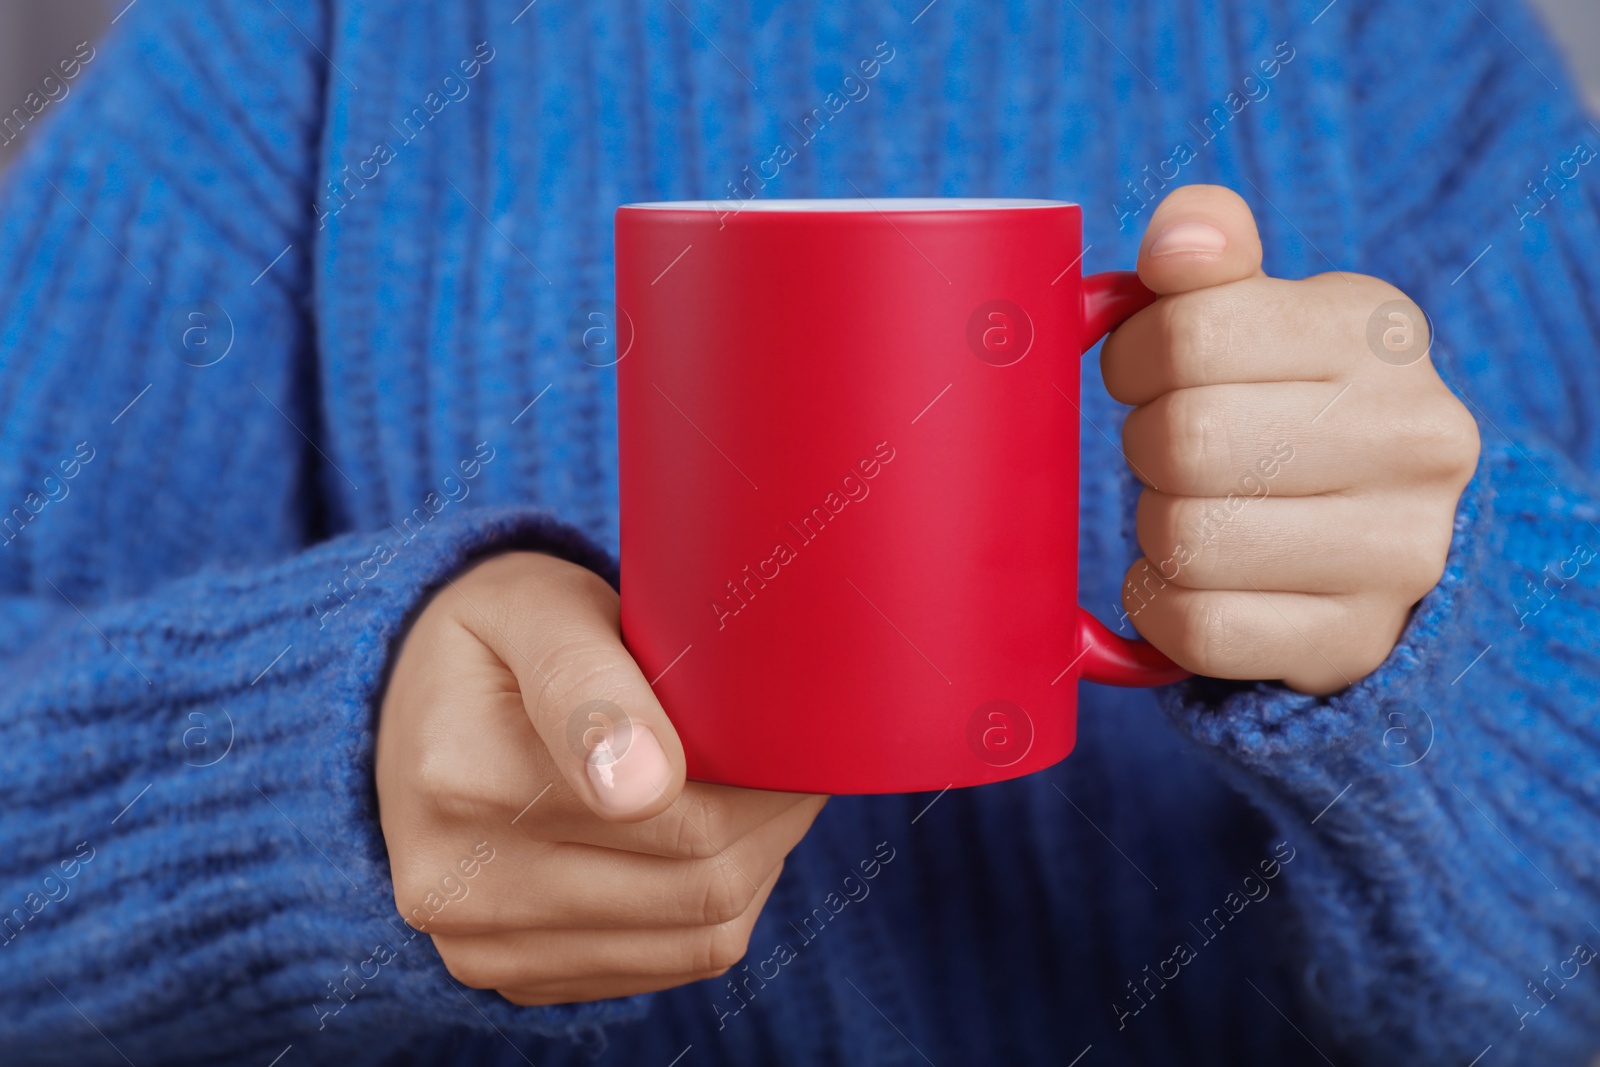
[1080,270,1158,355]
[1073,269,1190,687]
[1076,609,1190,687]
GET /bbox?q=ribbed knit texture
[0,0,1596,1064]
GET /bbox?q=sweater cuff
[1150,440,1600,1060]
[284,505,648,1050]
[5,505,649,1063]
[1152,444,1491,784]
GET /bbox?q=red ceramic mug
[614,198,1188,795]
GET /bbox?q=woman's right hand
[375,550,827,1005]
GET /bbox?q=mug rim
[619,197,1076,212]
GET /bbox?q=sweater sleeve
[1154,0,1600,1062]
[0,505,652,1065]
[0,4,650,1063]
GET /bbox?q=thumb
[460,551,688,822]
[1135,184,1264,294]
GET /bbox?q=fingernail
[586,722,671,816]
[1150,221,1228,257]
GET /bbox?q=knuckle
[1436,401,1482,483]
[1156,292,1205,368]
[694,920,753,978]
[414,749,489,825]
[437,945,497,991]
[1393,512,1454,603]
[1134,493,1178,564]
[668,794,729,860]
[1351,273,1407,307]
[534,635,628,707]
[1158,389,1225,490]
[1172,591,1251,677]
[1397,398,1481,484]
[1121,557,1172,622]
[411,745,455,800]
[642,804,705,860]
[1175,498,1231,585]
[1159,289,1237,384]
[391,865,462,935]
[531,641,643,758]
[427,789,485,827]
[479,550,616,611]
[1329,272,1425,359]
[391,864,432,919]
[1099,329,1137,400]
[657,812,708,860]
[1342,272,1409,314]
[1136,495,1207,587]
[695,861,759,927]
[690,792,737,852]
[545,553,621,609]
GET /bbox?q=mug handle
[1074,270,1192,687]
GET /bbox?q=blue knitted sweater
[1,0,1597,1064]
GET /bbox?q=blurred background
[0,0,1597,177]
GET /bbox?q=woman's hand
[376,551,826,1005]
[1104,185,1481,694]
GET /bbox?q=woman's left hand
[1102,185,1481,694]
